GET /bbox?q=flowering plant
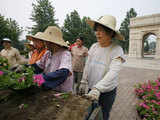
[135,79,160,120]
[33,74,45,87]
[0,56,10,70]
[0,65,36,90]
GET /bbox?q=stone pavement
[122,57,160,70]
[109,58,160,120]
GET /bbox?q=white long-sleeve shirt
[82,42,125,93]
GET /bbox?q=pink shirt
[36,49,73,92]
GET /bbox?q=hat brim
[26,35,69,48]
[86,19,124,41]
[40,36,69,48]
[1,40,11,45]
[26,35,44,41]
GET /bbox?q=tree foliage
[119,8,137,53]
[29,0,58,35]
[62,10,96,48]
[0,14,23,50]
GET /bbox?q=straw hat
[26,32,44,41]
[39,26,68,47]
[86,15,124,40]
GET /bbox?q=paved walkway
[123,56,160,70]
[109,58,160,120]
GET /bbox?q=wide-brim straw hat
[39,26,68,48]
[26,32,45,41]
[86,15,124,40]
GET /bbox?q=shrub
[135,79,160,120]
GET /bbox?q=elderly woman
[79,15,125,120]
[31,26,73,92]
[26,32,47,65]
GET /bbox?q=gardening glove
[15,65,23,73]
[10,64,23,73]
[79,81,88,95]
[85,88,100,101]
[33,74,45,87]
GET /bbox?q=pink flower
[142,95,147,100]
[155,79,160,86]
[139,102,150,109]
[141,84,146,89]
[18,77,25,83]
[38,79,45,86]
[33,74,45,86]
[0,71,4,76]
[155,92,160,99]
[146,80,152,90]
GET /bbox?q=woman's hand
[85,88,100,101]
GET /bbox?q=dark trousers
[99,88,117,120]
[73,71,83,93]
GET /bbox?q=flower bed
[0,65,35,91]
[135,78,160,120]
[0,56,37,91]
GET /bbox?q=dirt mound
[0,88,91,120]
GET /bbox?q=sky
[0,0,160,40]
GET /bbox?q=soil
[0,87,91,120]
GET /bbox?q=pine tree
[119,8,137,53]
[0,14,22,50]
[62,10,96,48]
[29,0,58,35]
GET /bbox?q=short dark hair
[94,23,116,38]
[77,36,84,42]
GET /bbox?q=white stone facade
[129,13,160,59]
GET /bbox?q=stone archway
[128,13,160,59]
[142,33,157,58]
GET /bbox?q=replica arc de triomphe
[129,13,160,59]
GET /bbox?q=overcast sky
[0,0,160,40]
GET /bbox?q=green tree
[119,8,137,53]
[62,10,82,43]
[62,10,96,48]
[144,40,149,52]
[0,14,23,50]
[7,18,23,50]
[81,16,96,48]
[29,0,58,35]
[0,15,8,43]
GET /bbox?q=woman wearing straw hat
[32,26,73,92]
[79,15,126,120]
[26,32,48,65]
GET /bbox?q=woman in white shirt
[79,15,125,120]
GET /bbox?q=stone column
[128,39,137,58]
[155,37,160,59]
[136,34,143,58]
